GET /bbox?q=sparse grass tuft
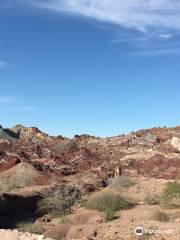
[161,181,180,208]
[109,176,136,190]
[152,210,170,222]
[144,194,160,205]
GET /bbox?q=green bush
[144,195,160,205]
[153,211,170,222]
[84,192,134,213]
[161,181,180,208]
[109,176,135,190]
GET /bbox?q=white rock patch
[171,137,180,151]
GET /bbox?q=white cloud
[30,0,180,35]
[10,0,180,56]
[158,33,173,39]
[0,96,15,104]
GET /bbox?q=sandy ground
[1,177,179,240]
[62,205,180,240]
[44,177,180,240]
[0,229,53,240]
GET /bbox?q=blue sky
[1,0,180,137]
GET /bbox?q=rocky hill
[0,124,180,240]
[0,125,15,141]
[1,124,180,180]
[9,124,52,142]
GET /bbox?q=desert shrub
[16,222,44,235]
[84,192,134,213]
[37,186,81,216]
[161,181,180,208]
[83,191,135,221]
[153,211,170,222]
[109,176,135,190]
[144,194,160,205]
[104,208,116,221]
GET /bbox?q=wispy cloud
[29,0,180,35]
[0,96,15,104]
[12,0,180,56]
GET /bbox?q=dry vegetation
[161,181,180,208]
[82,190,136,221]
